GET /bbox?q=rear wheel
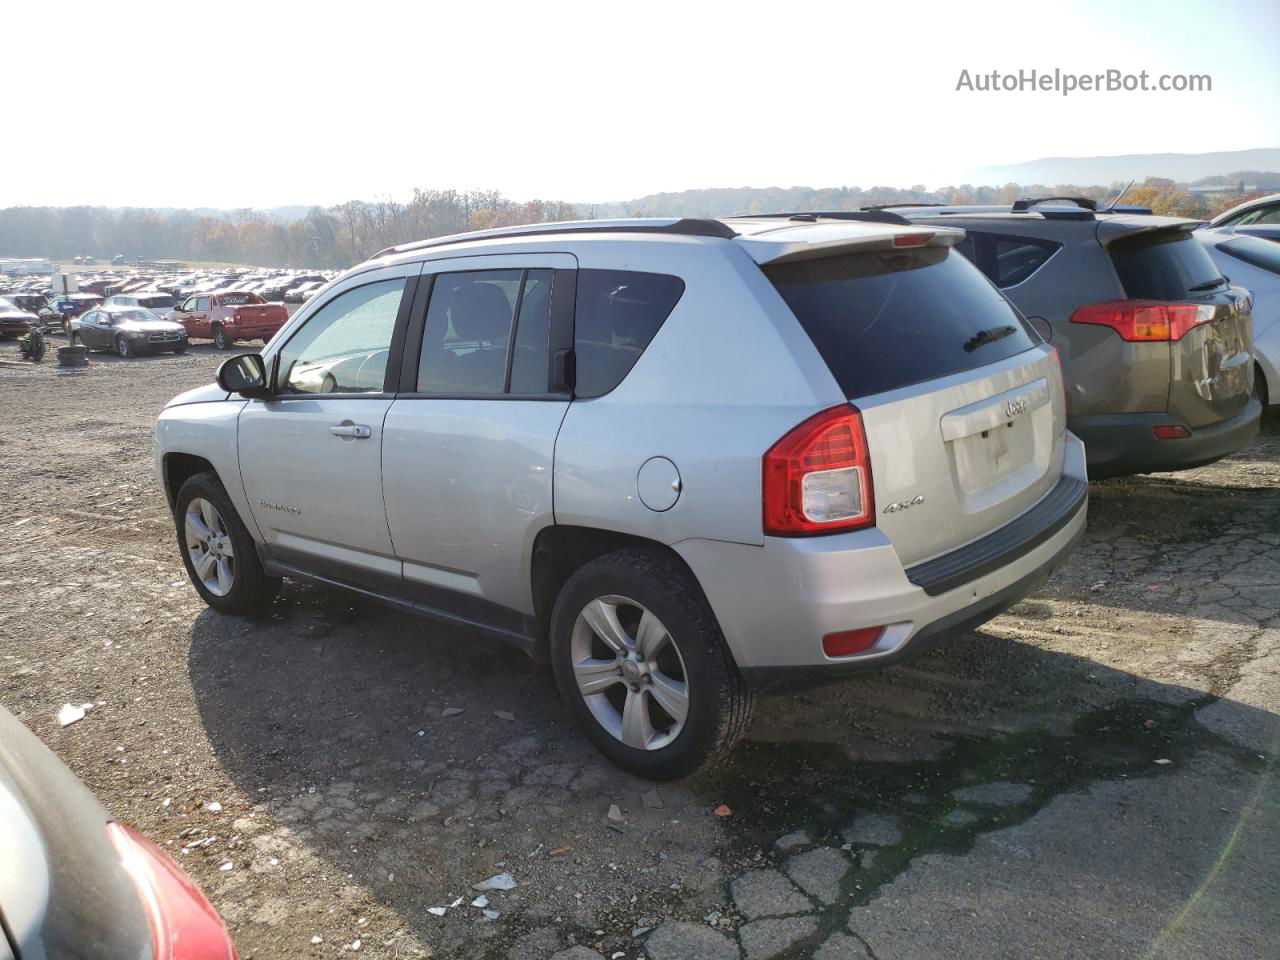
[550,550,752,780]
[174,472,280,614]
[213,325,232,350]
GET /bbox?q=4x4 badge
[883,495,926,514]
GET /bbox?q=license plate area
[942,378,1050,510]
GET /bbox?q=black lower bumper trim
[904,475,1087,597]
[741,517,1085,693]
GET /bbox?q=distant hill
[965,148,1280,187]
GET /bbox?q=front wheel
[213,326,232,350]
[115,335,132,358]
[174,471,280,614]
[550,550,753,780]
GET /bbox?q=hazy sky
[7,0,1278,208]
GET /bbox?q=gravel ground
[0,338,1276,960]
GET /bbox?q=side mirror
[217,353,271,398]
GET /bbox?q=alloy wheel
[185,497,235,596]
[569,595,689,751]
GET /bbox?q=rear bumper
[676,432,1089,690]
[1070,398,1261,478]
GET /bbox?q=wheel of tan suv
[550,550,753,780]
[174,471,280,614]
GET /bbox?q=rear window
[220,293,264,306]
[1217,236,1280,275]
[1110,230,1222,300]
[574,270,685,398]
[764,248,1037,398]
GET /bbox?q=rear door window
[417,269,556,395]
[763,247,1037,398]
[573,270,685,398]
[1109,230,1222,300]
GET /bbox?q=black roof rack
[372,217,736,259]
[863,203,946,210]
[733,210,912,226]
[1010,196,1097,217]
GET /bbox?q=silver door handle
[330,422,371,439]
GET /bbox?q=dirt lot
[1,339,1277,960]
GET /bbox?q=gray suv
[890,198,1260,477]
[155,215,1087,778]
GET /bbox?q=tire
[1256,363,1270,408]
[549,550,753,780]
[69,332,81,347]
[173,344,187,354]
[174,471,281,615]
[114,335,132,358]
[213,325,232,350]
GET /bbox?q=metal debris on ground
[441,707,464,717]
[494,710,515,721]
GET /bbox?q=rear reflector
[1152,425,1191,439]
[763,405,874,535]
[1069,299,1213,342]
[109,822,239,960]
[823,626,885,658]
[893,232,933,247]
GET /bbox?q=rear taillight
[108,822,239,960]
[1069,299,1213,342]
[763,405,874,536]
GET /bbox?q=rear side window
[139,294,176,308]
[764,248,1036,398]
[574,270,684,398]
[1110,231,1221,300]
[953,231,1061,288]
[1217,236,1280,274]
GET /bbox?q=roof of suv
[368,215,964,269]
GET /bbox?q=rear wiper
[1188,276,1228,292]
[963,325,1017,352]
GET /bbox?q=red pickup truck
[172,291,290,349]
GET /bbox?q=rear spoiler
[1095,215,1202,247]
[734,222,964,265]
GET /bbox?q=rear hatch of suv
[761,239,1069,567]
[1101,222,1253,428]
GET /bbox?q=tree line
[0,176,1266,269]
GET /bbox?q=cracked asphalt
[0,342,1277,959]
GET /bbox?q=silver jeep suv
[155,214,1088,779]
